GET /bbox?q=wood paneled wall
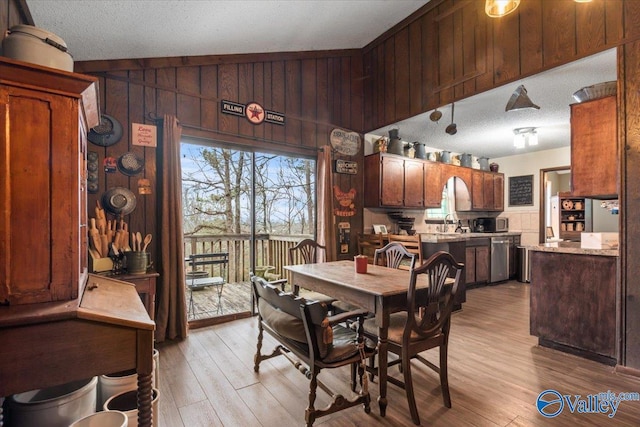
[72,51,365,262]
[0,0,32,36]
[362,0,634,132]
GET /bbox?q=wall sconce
[485,0,520,18]
[513,127,538,148]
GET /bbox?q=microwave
[474,217,509,233]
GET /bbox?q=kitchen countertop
[523,241,619,257]
[419,231,521,243]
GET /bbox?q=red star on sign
[246,102,265,124]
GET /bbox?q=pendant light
[485,0,520,18]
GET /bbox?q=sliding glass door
[181,140,315,324]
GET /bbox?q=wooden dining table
[284,259,445,417]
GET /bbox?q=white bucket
[98,369,137,411]
[1,25,74,71]
[98,348,160,409]
[70,410,128,427]
[103,388,159,427]
[7,377,97,427]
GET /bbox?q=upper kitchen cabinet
[570,95,618,199]
[364,152,424,208]
[0,57,99,305]
[470,170,504,212]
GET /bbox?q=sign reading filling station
[221,100,285,126]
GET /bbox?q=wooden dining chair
[287,239,336,307]
[363,251,464,425]
[373,242,417,270]
[388,233,424,266]
[251,275,375,426]
[356,232,385,264]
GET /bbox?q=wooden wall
[71,51,365,262]
[363,0,631,131]
[0,0,32,35]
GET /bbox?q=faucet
[443,214,452,233]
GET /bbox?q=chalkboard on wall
[509,175,534,206]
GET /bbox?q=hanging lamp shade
[485,0,520,18]
[505,85,540,111]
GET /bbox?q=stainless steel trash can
[517,246,531,283]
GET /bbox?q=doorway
[181,141,316,325]
[539,166,571,243]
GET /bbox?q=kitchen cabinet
[570,95,618,199]
[364,153,424,208]
[423,161,445,207]
[559,195,588,242]
[364,153,502,211]
[471,170,504,211]
[465,238,490,285]
[0,57,99,305]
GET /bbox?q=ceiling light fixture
[505,85,540,111]
[485,0,520,18]
[513,127,538,149]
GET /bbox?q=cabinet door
[380,156,405,207]
[493,174,504,211]
[404,159,424,207]
[1,86,82,304]
[471,170,485,210]
[465,246,476,283]
[483,173,494,209]
[475,246,490,283]
[570,96,617,198]
[424,161,444,207]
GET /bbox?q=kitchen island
[526,242,618,365]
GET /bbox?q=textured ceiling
[26,0,429,61]
[25,1,616,159]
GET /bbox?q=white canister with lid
[1,25,74,71]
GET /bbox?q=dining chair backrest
[356,233,384,264]
[388,234,423,265]
[406,251,463,340]
[288,238,326,265]
[373,242,417,270]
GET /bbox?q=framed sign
[509,175,534,206]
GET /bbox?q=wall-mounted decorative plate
[117,152,144,176]
[89,114,123,147]
[101,187,137,216]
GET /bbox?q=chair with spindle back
[364,251,464,425]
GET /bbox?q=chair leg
[254,322,264,372]
[188,288,195,317]
[368,354,376,381]
[440,343,452,408]
[402,352,420,425]
[350,363,357,392]
[305,367,320,427]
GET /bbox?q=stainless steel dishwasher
[490,237,510,282]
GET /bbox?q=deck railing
[183,233,312,283]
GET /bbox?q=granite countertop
[419,231,521,243]
[522,241,619,257]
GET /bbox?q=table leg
[377,325,388,417]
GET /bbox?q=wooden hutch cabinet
[0,58,155,427]
[0,57,98,305]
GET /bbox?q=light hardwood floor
[156,281,640,426]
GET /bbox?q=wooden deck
[159,281,640,426]
[187,281,252,320]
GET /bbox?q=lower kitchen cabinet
[465,238,490,285]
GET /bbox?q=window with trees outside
[181,140,316,323]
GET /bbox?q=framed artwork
[373,224,388,234]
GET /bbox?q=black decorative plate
[88,114,123,147]
[117,152,144,176]
[101,187,137,216]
